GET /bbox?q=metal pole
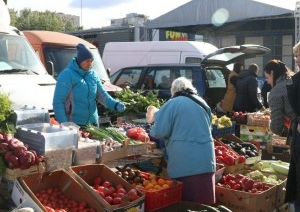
[81,0,82,27]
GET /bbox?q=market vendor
[53,43,126,127]
[148,77,216,205]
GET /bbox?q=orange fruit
[157,178,165,186]
[162,184,170,189]
[143,180,150,186]
[165,179,173,186]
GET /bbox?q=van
[102,41,218,75]
[0,1,56,113]
[23,30,121,93]
[110,44,271,109]
[23,30,121,121]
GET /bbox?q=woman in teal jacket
[53,43,125,127]
[150,77,216,204]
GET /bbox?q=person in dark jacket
[233,63,264,112]
[53,43,126,127]
[283,41,300,212]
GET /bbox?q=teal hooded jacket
[53,58,119,126]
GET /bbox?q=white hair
[171,77,197,96]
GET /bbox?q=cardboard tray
[215,183,277,212]
[68,164,145,212]
[12,169,104,211]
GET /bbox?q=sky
[6,0,298,30]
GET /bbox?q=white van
[102,41,218,75]
[0,1,56,113]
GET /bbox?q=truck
[23,30,121,92]
[23,30,122,122]
[0,1,56,113]
[102,41,219,75]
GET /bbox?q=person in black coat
[233,63,264,112]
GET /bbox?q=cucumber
[217,205,232,212]
[270,162,289,175]
[200,204,220,212]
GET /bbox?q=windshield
[0,34,48,74]
[44,47,110,81]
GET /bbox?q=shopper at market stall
[277,41,300,211]
[53,43,126,127]
[221,62,244,112]
[233,63,264,112]
[263,59,295,137]
[149,77,216,204]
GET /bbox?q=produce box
[247,112,270,127]
[68,164,145,212]
[3,161,45,181]
[101,147,128,164]
[126,143,148,156]
[12,106,50,126]
[72,139,101,165]
[277,203,290,212]
[11,169,103,211]
[240,124,272,143]
[16,123,78,155]
[215,164,225,183]
[215,183,277,212]
[223,161,245,175]
[43,147,73,171]
[261,149,291,163]
[212,122,236,137]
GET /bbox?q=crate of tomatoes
[214,139,246,175]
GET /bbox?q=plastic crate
[212,122,236,137]
[143,179,183,212]
[12,106,50,126]
[16,123,78,155]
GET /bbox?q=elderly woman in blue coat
[149,77,216,204]
[53,43,125,127]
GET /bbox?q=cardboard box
[11,180,43,211]
[3,161,46,181]
[68,164,145,212]
[261,149,291,163]
[240,125,272,143]
[277,203,290,212]
[215,183,277,212]
[101,148,128,164]
[12,169,104,211]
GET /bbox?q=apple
[97,186,105,192]
[117,187,126,194]
[127,189,139,201]
[116,184,124,190]
[105,196,113,205]
[233,112,239,117]
[98,191,105,198]
[108,186,116,195]
[102,187,110,197]
[93,176,102,186]
[102,180,112,188]
[113,197,122,205]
